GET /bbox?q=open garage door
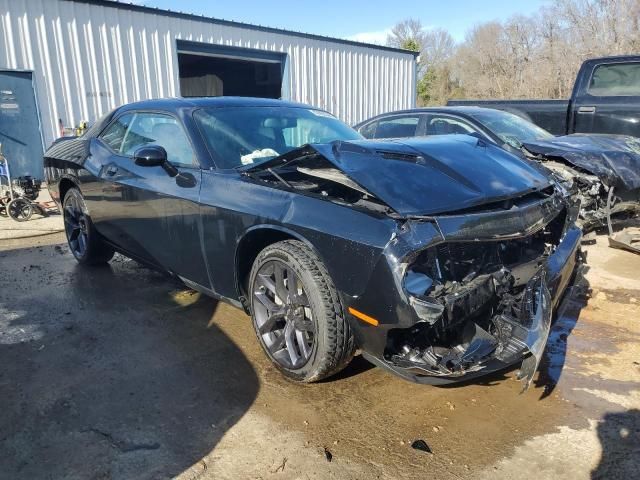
[177,40,286,99]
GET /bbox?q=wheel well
[235,228,298,298]
[58,178,77,203]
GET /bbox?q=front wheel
[249,240,355,382]
[63,187,114,265]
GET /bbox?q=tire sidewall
[249,245,334,382]
[63,188,101,264]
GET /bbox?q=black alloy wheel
[249,240,355,383]
[62,188,114,265]
[63,192,89,258]
[253,259,316,369]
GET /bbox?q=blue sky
[140,0,550,43]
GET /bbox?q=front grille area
[413,207,567,284]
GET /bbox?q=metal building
[0,0,417,178]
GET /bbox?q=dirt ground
[0,232,638,480]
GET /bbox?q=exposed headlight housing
[403,270,433,297]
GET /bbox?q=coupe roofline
[115,96,322,113]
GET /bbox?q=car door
[94,111,209,287]
[572,61,640,136]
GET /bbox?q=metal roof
[68,0,419,57]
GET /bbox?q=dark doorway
[0,71,44,179]
[176,41,285,99]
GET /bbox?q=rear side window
[359,121,377,139]
[99,114,133,151]
[588,63,640,96]
[426,115,478,135]
[373,116,421,138]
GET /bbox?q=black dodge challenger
[45,97,582,388]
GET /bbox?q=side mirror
[134,145,178,177]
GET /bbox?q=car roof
[354,106,501,127]
[116,96,319,113]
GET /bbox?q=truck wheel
[7,198,33,221]
[249,240,355,382]
[63,188,114,265]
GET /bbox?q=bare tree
[421,28,455,67]
[389,0,640,105]
[386,19,426,51]
[387,21,458,105]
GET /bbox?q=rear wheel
[249,240,355,382]
[7,198,33,221]
[63,188,114,265]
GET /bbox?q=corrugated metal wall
[0,0,416,147]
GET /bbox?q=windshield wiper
[266,167,293,188]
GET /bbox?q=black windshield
[467,109,554,147]
[194,106,362,169]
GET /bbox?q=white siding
[0,0,416,147]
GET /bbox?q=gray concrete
[0,233,638,479]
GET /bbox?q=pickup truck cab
[449,55,640,137]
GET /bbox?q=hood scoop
[376,150,422,163]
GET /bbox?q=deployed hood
[247,135,552,217]
[522,134,640,191]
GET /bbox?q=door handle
[105,165,118,176]
[578,106,596,114]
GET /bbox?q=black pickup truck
[449,55,640,137]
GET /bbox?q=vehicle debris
[411,439,432,453]
[323,447,333,462]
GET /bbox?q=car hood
[522,134,640,191]
[248,135,552,216]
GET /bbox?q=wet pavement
[1,233,638,479]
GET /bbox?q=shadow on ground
[0,243,259,479]
[535,266,591,399]
[592,409,640,479]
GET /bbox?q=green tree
[401,38,421,52]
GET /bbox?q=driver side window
[121,113,196,167]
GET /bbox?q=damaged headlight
[403,270,434,297]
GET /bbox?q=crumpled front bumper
[361,225,582,387]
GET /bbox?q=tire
[62,187,114,265]
[0,196,9,217]
[7,198,33,221]
[249,240,355,382]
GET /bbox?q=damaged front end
[242,137,582,388]
[372,190,582,390]
[522,135,640,254]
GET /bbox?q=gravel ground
[0,232,638,480]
